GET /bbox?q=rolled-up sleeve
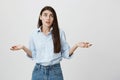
[60,30,73,59]
[29,35,36,60]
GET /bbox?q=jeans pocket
[53,66,63,76]
[32,65,41,80]
[33,65,39,73]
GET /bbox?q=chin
[46,24,52,28]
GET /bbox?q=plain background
[0,0,120,80]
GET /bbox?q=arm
[69,42,92,56]
[10,45,32,58]
[60,30,92,57]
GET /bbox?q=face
[40,10,54,28]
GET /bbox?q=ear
[40,16,42,20]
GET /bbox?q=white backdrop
[0,0,120,80]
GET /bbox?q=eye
[43,13,47,17]
[51,14,53,17]
[50,14,54,18]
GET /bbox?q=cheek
[51,21,54,25]
[51,19,54,23]
[40,18,45,22]
[51,20,54,23]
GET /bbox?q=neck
[41,25,51,35]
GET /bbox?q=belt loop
[50,65,52,69]
[39,64,41,69]
[36,63,41,69]
[52,64,54,69]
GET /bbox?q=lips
[46,21,50,24]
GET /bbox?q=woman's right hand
[10,44,24,51]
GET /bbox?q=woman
[10,6,92,80]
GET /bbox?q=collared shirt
[29,28,72,66]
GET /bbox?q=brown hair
[37,6,61,53]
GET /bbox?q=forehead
[42,10,53,14]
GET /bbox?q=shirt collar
[37,27,53,33]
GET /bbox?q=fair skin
[40,10,54,35]
[10,10,92,57]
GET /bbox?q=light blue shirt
[29,28,72,66]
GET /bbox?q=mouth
[46,21,50,24]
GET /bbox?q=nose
[46,16,50,20]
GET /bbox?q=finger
[84,42,89,46]
[10,48,13,50]
[84,43,91,48]
[86,44,89,47]
[85,42,89,44]
[10,47,15,50]
[86,44,92,48]
[82,42,86,48]
[10,46,18,50]
[88,44,92,46]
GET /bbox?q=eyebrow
[43,12,53,15]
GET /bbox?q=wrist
[75,43,78,48]
[22,45,25,50]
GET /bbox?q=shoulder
[59,28,66,37]
[59,28,65,34]
[32,28,39,34]
[29,28,39,37]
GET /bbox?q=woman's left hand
[76,42,92,48]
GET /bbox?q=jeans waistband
[36,63,60,69]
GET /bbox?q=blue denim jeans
[32,63,64,80]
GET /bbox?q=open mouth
[46,21,50,24]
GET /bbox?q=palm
[77,42,92,48]
[10,45,23,50]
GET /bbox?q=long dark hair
[37,6,61,53]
